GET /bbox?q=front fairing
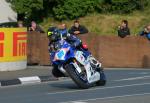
[52,40,75,65]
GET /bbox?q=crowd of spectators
[17,19,150,41]
[17,19,88,36]
[117,19,150,40]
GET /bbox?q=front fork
[84,61,100,83]
[72,59,100,84]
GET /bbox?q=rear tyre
[52,65,65,78]
[65,64,92,89]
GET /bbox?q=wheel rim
[74,66,88,83]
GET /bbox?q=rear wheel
[65,64,92,89]
[52,65,65,78]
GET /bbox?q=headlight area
[54,42,62,51]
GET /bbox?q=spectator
[139,25,150,40]
[118,20,130,38]
[69,20,88,35]
[28,21,45,33]
[17,21,24,27]
[58,23,68,36]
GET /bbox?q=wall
[27,32,150,68]
[78,34,150,68]
[27,32,50,65]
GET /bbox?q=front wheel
[65,64,92,89]
[96,70,106,86]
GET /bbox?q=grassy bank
[41,9,150,35]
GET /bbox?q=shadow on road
[48,82,80,89]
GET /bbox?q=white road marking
[60,101,87,103]
[47,82,150,95]
[105,68,150,70]
[114,75,150,81]
[62,93,150,103]
[129,72,149,75]
[71,101,87,103]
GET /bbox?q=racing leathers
[48,29,101,77]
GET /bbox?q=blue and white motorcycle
[50,38,106,89]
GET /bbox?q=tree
[8,0,149,21]
[53,0,97,20]
[7,0,43,21]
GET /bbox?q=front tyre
[65,64,92,89]
[96,70,106,86]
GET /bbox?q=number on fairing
[75,51,85,65]
[57,50,65,59]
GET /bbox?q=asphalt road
[0,69,150,103]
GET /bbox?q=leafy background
[7,0,150,35]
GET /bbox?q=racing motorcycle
[50,36,106,89]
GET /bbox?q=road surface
[0,69,150,103]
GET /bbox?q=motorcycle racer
[47,26,101,77]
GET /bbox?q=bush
[53,0,97,20]
[53,0,149,20]
[8,0,149,21]
[96,0,149,14]
[7,0,43,20]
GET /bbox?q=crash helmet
[47,27,60,41]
